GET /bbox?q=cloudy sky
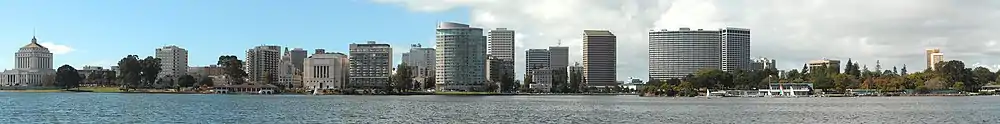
[2,0,999,82]
[376,0,1000,80]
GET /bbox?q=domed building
[1,37,56,87]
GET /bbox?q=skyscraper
[436,22,487,91]
[246,45,281,84]
[278,48,302,88]
[526,49,550,74]
[583,30,617,87]
[349,41,393,89]
[926,48,943,70]
[487,28,515,88]
[488,28,515,60]
[648,28,721,80]
[721,28,752,72]
[548,46,569,70]
[647,27,752,80]
[290,48,308,72]
[156,45,189,79]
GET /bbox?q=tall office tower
[488,28,515,60]
[488,28,516,87]
[583,30,617,87]
[930,53,945,70]
[348,41,393,89]
[526,49,550,74]
[277,48,302,88]
[246,45,281,84]
[304,52,349,89]
[155,45,189,79]
[403,44,436,88]
[648,28,721,80]
[720,28,752,72]
[926,48,943,70]
[548,46,569,69]
[290,48,308,72]
[436,22,487,91]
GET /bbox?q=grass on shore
[434,92,500,95]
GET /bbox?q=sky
[4,0,1000,81]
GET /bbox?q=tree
[178,75,197,88]
[900,65,908,76]
[802,64,809,74]
[952,82,965,91]
[117,55,142,90]
[139,56,162,88]
[521,74,533,92]
[197,76,215,87]
[499,71,515,93]
[569,69,583,93]
[392,63,413,92]
[550,68,568,93]
[218,55,248,85]
[55,65,82,89]
[423,77,436,90]
[971,67,993,91]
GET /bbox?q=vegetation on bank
[641,59,1000,96]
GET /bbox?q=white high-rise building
[583,30,617,87]
[349,41,393,89]
[487,28,515,87]
[436,22,487,91]
[648,28,721,80]
[246,45,281,84]
[488,28,515,60]
[721,28,752,72]
[647,27,752,80]
[1,37,55,86]
[156,45,188,79]
[304,52,349,89]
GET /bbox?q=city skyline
[4,0,1000,81]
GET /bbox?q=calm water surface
[1,92,998,123]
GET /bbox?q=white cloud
[38,42,75,55]
[376,0,1000,80]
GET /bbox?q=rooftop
[584,30,614,36]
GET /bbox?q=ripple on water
[1,93,999,123]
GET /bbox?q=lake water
[1,92,998,123]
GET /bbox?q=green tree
[139,56,162,88]
[499,71,515,93]
[392,63,413,92]
[569,69,583,93]
[197,76,215,87]
[117,55,142,90]
[900,65,908,76]
[691,69,731,89]
[971,67,993,90]
[178,75,197,88]
[952,82,965,91]
[550,68,568,93]
[55,65,82,89]
[218,55,248,85]
[521,74,533,92]
[423,77,436,90]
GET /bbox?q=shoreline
[2,90,992,97]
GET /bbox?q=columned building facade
[1,37,56,87]
[304,52,349,89]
